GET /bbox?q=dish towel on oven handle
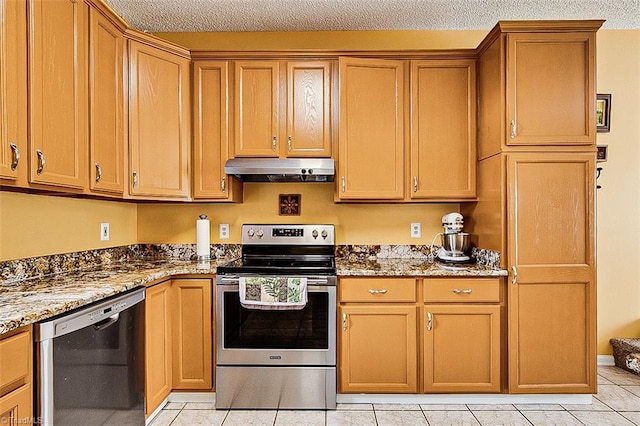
[239,276,308,310]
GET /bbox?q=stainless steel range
[215,224,336,410]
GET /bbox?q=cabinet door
[507,153,596,393]
[193,60,241,200]
[423,305,501,393]
[28,0,88,189]
[410,60,476,199]
[171,278,213,390]
[0,384,32,426]
[338,57,404,200]
[234,61,279,157]
[506,33,596,146]
[128,40,190,199]
[339,305,417,393]
[145,281,172,416]
[286,61,331,157]
[0,0,27,184]
[88,8,124,195]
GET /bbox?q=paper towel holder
[196,214,211,263]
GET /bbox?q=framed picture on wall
[596,94,611,132]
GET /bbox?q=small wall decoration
[279,194,301,216]
[596,94,611,132]
[596,145,608,162]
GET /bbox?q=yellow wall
[137,183,457,245]
[0,192,137,261]
[595,30,640,354]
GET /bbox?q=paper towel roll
[196,215,210,259]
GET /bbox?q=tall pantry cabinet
[461,21,602,394]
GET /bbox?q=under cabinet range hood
[224,158,335,182]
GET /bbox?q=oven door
[216,279,336,366]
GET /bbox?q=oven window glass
[223,291,328,349]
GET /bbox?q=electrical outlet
[410,222,421,238]
[219,223,230,239]
[100,223,110,241]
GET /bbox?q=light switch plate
[219,224,230,239]
[410,223,421,238]
[100,223,110,241]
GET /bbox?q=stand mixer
[435,212,472,263]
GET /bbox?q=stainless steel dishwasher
[34,287,145,426]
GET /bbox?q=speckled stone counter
[336,258,508,277]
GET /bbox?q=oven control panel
[242,224,334,245]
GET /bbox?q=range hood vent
[224,158,335,182]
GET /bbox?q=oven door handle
[217,276,332,285]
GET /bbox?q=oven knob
[247,228,255,238]
[321,229,328,239]
[256,228,264,238]
[312,229,318,239]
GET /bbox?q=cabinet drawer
[424,278,500,303]
[0,329,30,390]
[340,278,416,302]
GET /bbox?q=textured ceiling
[103,0,640,33]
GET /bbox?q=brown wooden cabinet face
[144,282,172,416]
[128,41,190,199]
[507,153,596,393]
[410,60,476,199]
[423,305,501,393]
[28,0,87,189]
[339,305,417,393]
[506,33,596,146]
[89,8,124,195]
[0,0,27,184]
[0,384,32,426]
[338,57,405,200]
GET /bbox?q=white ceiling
[103,0,640,33]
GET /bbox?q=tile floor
[149,366,640,425]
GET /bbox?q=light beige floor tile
[274,410,326,426]
[521,410,583,426]
[598,366,640,386]
[595,385,640,411]
[471,410,530,426]
[570,410,636,425]
[514,404,564,411]
[336,403,374,411]
[599,374,614,385]
[374,403,422,411]
[172,409,228,426]
[466,404,516,411]
[423,410,480,426]
[620,411,640,424]
[562,397,613,411]
[420,404,469,411]
[623,385,640,398]
[375,410,428,425]
[326,409,377,426]
[184,402,217,410]
[222,410,277,426]
[164,402,186,410]
[148,409,180,426]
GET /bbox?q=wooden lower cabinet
[339,305,417,393]
[0,326,32,425]
[423,305,501,392]
[145,281,172,416]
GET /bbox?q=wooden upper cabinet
[88,7,125,195]
[193,60,241,201]
[337,57,404,200]
[128,39,190,199]
[506,32,596,146]
[28,0,88,190]
[409,60,476,200]
[0,0,27,185]
[286,61,331,157]
[234,61,280,157]
[507,152,596,393]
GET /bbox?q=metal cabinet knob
[132,171,139,189]
[342,313,347,331]
[341,176,346,193]
[413,176,418,192]
[510,119,516,139]
[95,163,102,183]
[426,312,433,331]
[272,136,277,151]
[221,176,226,192]
[511,265,518,285]
[9,143,20,171]
[287,136,292,151]
[36,149,45,175]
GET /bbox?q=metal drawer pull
[132,170,139,189]
[95,163,102,183]
[342,313,347,331]
[413,176,418,192]
[510,119,516,139]
[341,176,346,193]
[221,176,226,192]
[272,136,277,151]
[452,288,472,294]
[511,265,518,285]
[368,289,388,295]
[426,312,433,331]
[287,136,292,151]
[36,149,45,175]
[10,143,20,170]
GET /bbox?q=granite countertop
[0,251,507,335]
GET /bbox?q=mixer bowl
[441,232,470,256]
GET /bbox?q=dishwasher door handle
[93,313,120,331]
